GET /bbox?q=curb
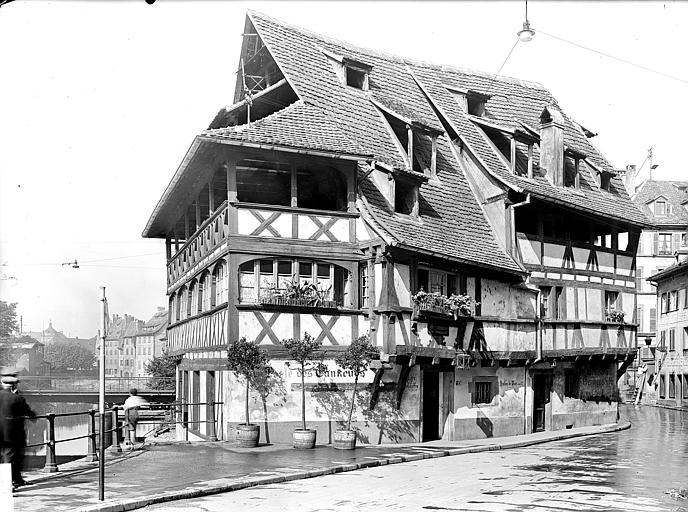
[75,421,631,512]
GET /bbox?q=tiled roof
[406,62,650,226]
[247,10,523,273]
[647,255,688,282]
[202,101,370,158]
[633,180,688,227]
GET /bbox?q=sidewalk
[13,421,630,512]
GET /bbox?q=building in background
[1,337,44,374]
[135,307,168,377]
[630,179,688,389]
[104,314,143,378]
[647,252,688,406]
[143,11,648,444]
[24,321,96,353]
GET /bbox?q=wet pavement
[11,405,686,512]
[144,405,688,512]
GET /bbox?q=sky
[0,0,686,338]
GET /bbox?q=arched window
[201,271,212,311]
[238,258,349,307]
[177,286,187,321]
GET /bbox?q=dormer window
[445,85,490,117]
[394,176,419,216]
[600,172,612,192]
[346,66,368,90]
[321,48,371,91]
[655,199,667,216]
[376,104,438,175]
[467,92,488,117]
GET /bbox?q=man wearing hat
[0,374,36,488]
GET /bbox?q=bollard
[110,408,121,452]
[86,409,98,462]
[44,413,59,473]
[207,401,217,441]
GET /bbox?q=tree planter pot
[236,424,260,448]
[333,429,357,450]
[292,428,317,449]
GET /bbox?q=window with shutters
[636,305,644,331]
[649,308,657,331]
[684,288,688,309]
[661,293,668,314]
[660,330,666,349]
[670,329,676,351]
[564,371,580,398]
[659,374,666,399]
[635,267,644,291]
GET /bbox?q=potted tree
[226,337,273,448]
[252,365,286,445]
[333,334,378,450]
[281,333,326,449]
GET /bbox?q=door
[532,373,552,432]
[422,370,440,441]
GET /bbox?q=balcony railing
[168,202,229,286]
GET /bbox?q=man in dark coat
[0,376,36,488]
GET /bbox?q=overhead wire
[535,27,688,86]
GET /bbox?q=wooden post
[207,400,217,441]
[406,125,413,169]
[195,201,201,230]
[431,135,437,176]
[527,144,533,178]
[87,409,98,462]
[290,165,298,207]
[44,413,59,473]
[184,211,190,240]
[208,181,215,213]
[165,238,172,261]
[510,137,517,173]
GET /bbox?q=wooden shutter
[673,233,682,253]
[652,232,659,256]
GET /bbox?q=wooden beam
[165,238,172,261]
[208,181,215,213]
[395,364,411,410]
[195,201,201,229]
[527,144,533,178]
[510,137,516,173]
[368,368,385,410]
[406,125,413,169]
[430,135,437,176]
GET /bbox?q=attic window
[564,158,580,188]
[346,67,368,90]
[654,200,666,216]
[379,109,435,174]
[467,94,486,117]
[394,177,419,216]
[600,172,612,192]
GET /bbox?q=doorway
[422,370,440,441]
[532,372,552,432]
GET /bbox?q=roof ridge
[247,9,547,92]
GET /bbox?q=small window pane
[317,264,330,278]
[259,260,274,274]
[299,261,312,277]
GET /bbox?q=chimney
[539,106,566,186]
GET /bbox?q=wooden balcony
[168,202,229,287]
[235,203,357,243]
[167,202,360,288]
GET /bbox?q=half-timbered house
[142,11,649,443]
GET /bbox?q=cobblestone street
[146,406,688,512]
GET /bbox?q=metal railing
[19,376,175,393]
[22,400,221,473]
